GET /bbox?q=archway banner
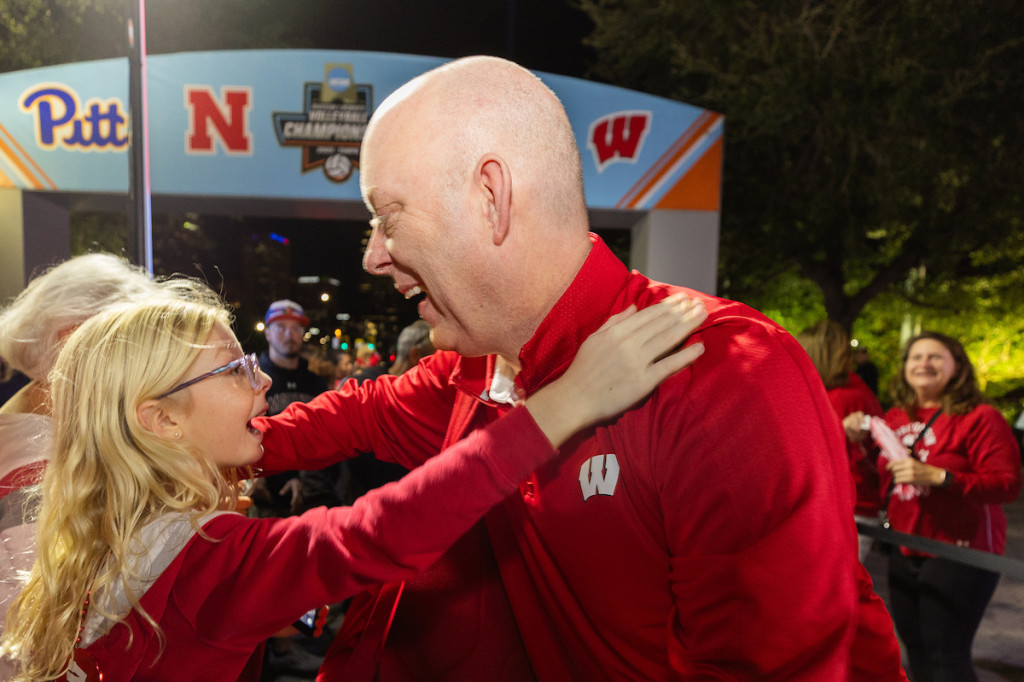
[0,50,721,211]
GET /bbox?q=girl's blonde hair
[1,280,245,680]
[796,321,853,390]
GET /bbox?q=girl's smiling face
[172,324,271,469]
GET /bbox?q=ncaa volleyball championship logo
[271,63,374,183]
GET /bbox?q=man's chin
[426,325,455,352]
[432,329,489,358]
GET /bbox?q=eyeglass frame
[156,352,261,399]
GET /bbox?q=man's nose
[362,224,390,275]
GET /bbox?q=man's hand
[279,478,304,513]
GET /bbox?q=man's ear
[477,154,512,246]
[136,398,183,439]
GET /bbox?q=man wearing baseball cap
[255,299,334,674]
[254,300,329,518]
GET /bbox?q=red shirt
[828,372,884,515]
[882,404,1021,556]
[77,408,555,680]
[259,235,906,680]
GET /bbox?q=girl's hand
[527,293,707,448]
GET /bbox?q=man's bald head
[358,57,594,361]
[363,56,588,233]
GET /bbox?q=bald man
[257,57,905,680]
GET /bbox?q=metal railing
[856,521,1024,580]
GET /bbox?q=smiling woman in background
[848,331,1021,681]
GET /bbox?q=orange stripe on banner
[615,111,715,209]
[615,111,710,209]
[0,167,15,188]
[655,135,722,211]
[0,123,55,189]
[0,135,42,189]
[622,112,721,210]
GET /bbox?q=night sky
[143,0,595,79]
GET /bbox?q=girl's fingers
[627,298,707,364]
[595,304,638,333]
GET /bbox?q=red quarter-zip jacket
[259,235,906,681]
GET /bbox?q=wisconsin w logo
[587,111,652,172]
[579,454,620,501]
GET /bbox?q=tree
[852,225,1024,415]
[577,0,1024,331]
[0,0,290,74]
[0,0,127,71]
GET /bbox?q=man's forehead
[359,141,397,210]
[365,92,433,160]
[269,319,304,329]
[361,89,436,208]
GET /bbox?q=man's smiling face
[360,99,502,358]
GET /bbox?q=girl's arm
[191,294,708,641]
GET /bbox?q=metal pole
[127,0,153,273]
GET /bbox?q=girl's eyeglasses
[157,353,261,399]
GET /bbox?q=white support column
[0,188,27,302]
[630,209,719,295]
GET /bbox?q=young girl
[0,282,705,680]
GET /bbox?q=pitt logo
[579,454,620,501]
[587,110,651,172]
[185,86,253,155]
[19,84,128,151]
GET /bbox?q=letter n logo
[185,86,253,155]
[587,111,651,172]
[579,454,620,501]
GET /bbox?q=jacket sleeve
[253,351,460,473]
[654,313,903,680]
[952,405,1022,504]
[180,405,556,643]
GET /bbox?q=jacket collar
[449,234,630,400]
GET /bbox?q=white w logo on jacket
[578,454,620,501]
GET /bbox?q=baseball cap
[264,299,310,326]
